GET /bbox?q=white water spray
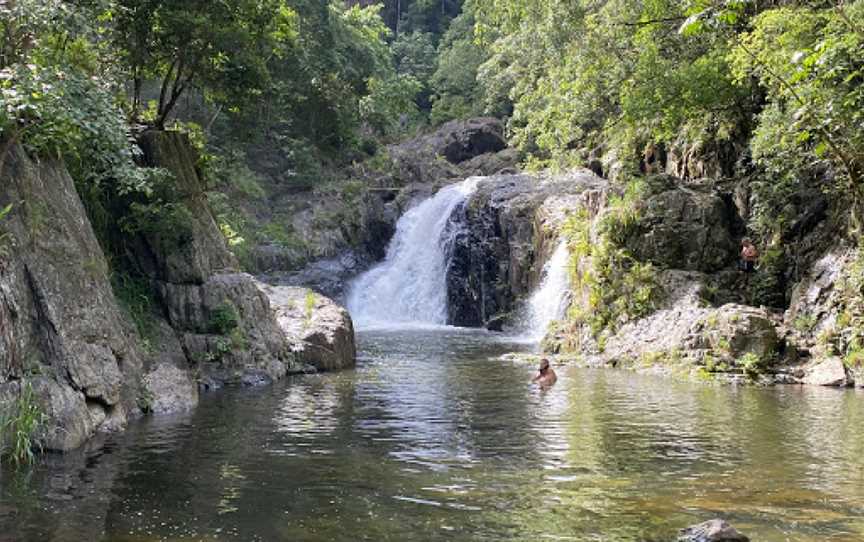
[519,239,572,341]
[346,178,482,328]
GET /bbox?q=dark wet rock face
[621,178,738,273]
[678,519,750,542]
[0,145,143,450]
[445,171,608,328]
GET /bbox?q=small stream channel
[2,327,864,541]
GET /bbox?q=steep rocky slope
[0,145,143,449]
[132,131,300,389]
[0,132,357,452]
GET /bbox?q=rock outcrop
[687,304,780,361]
[0,130,325,451]
[619,177,740,273]
[132,131,300,387]
[0,144,143,450]
[802,356,850,387]
[141,363,199,414]
[446,171,608,327]
[261,285,356,372]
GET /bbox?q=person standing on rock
[532,359,557,388]
[740,238,759,273]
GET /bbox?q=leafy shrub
[750,245,787,308]
[793,313,818,334]
[208,301,240,335]
[304,291,317,325]
[845,349,864,369]
[0,63,154,198]
[260,221,307,252]
[739,352,766,378]
[360,74,423,136]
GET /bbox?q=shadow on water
[2,327,864,541]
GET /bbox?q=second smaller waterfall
[519,239,572,341]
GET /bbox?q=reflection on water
[2,328,864,541]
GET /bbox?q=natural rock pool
[2,328,864,541]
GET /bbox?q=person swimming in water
[532,358,557,388]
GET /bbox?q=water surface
[2,328,864,541]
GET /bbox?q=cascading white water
[346,177,482,328]
[520,239,572,341]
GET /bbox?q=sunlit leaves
[731,2,864,224]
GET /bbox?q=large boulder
[261,285,356,371]
[437,117,508,164]
[141,363,199,414]
[622,177,739,273]
[802,356,850,387]
[688,304,780,362]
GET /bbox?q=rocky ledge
[259,284,356,372]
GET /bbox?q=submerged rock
[261,284,356,372]
[678,519,750,542]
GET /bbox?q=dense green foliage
[434,0,863,236]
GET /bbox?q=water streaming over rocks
[347,177,482,328]
[517,239,572,341]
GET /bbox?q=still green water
[2,327,863,541]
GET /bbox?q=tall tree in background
[112,0,298,127]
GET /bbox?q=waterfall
[519,239,572,341]
[346,177,482,328]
